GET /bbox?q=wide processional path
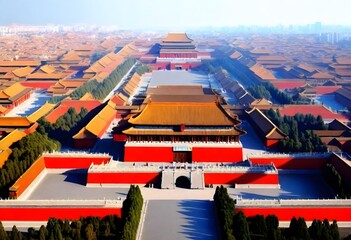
[141,200,220,240]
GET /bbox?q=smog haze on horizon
[0,0,350,30]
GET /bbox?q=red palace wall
[44,156,111,169]
[124,146,174,162]
[153,62,170,70]
[9,157,46,199]
[249,157,328,169]
[170,62,201,70]
[13,91,31,107]
[153,62,201,70]
[124,146,243,163]
[236,207,351,222]
[9,155,112,198]
[87,172,161,185]
[0,207,121,221]
[192,147,243,162]
[204,172,279,185]
[159,53,198,58]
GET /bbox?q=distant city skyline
[0,0,350,30]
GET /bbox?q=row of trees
[0,185,144,239]
[0,132,61,198]
[0,216,121,240]
[247,215,339,240]
[37,107,89,146]
[213,186,341,240]
[266,109,327,152]
[247,214,282,240]
[248,82,309,105]
[70,58,136,100]
[323,163,351,199]
[248,85,272,100]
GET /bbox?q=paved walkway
[141,200,220,240]
[240,120,266,158]
[6,90,50,117]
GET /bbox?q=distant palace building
[153,33,210,70]
[113,85,245,163]
[159,33,197,59]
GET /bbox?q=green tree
[233,211,251,240]
[54,223,63,240]
[330,220,339,240]
[248,214,267,238]
[309,219,323,240]
[287,217,310,240]
[0,221,8,240]
[84,223,97,240]
[38,225,48,240]
[121,185,144,240]
[296,217,310,240]
[28,227,37,240]
[10,225,22,240]
[214,186,236,240]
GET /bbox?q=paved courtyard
[25,170,129,200]
[141,200,219,240]
[229,172,335,200]
[25,169,334,201]
[149,70,210,87]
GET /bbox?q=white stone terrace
[43,151,112,158]
[0,199,123,208]
[88,161,277,174]
[236,198,351,207]
[248,152,332,159]
[156,57,202,62]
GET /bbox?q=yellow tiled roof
[73,102,116,139]
[0,129,26,151]
[27,102,56,122]
[128,101,238,126]
[0,117,33,127]
[0,82,30,99]
[12,67,35,77]
[40,65,56,74]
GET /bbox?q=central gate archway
[175,176,191,188]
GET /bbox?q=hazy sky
[0,0,349,30]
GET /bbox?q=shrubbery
[37,107,89,146]
[266,108,327,152]
[135,64,153,76]
[0,132,61,198]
